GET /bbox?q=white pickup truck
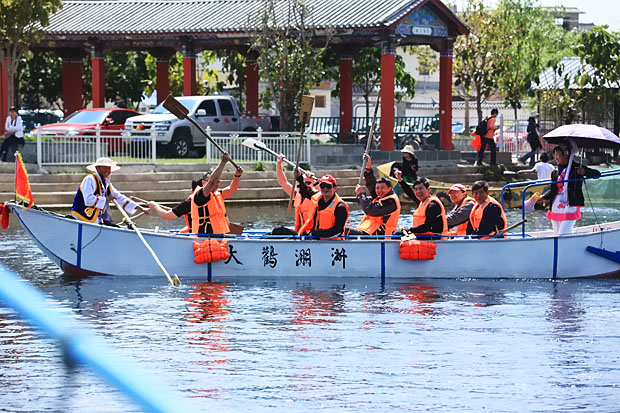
[124,95,271,157]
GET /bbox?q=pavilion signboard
[395,5,448,38]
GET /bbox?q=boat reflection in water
[184,282,230,366]
[291,284,346,326]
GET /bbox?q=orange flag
[15,152,33,208]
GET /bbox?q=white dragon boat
[5,202,620,280]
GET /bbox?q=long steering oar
[358,93,381,185]
[499,219,527,235]
[288,95,315,213]
[113,200,181,287]
[241,138,309,175]
[162,94,240,169]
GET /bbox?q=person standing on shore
[475,108,499,166]
[519,114,541,166]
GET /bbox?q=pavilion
[0,0,468,150]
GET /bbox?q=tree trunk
[464,95,470,134]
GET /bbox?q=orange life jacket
[193,239,230,264]
[298,192,349,237]
[189,188,230,235]
[411,195,447,236]
[294,193,315,232]
[399,240,437,260]
[469,195,507,238]
[447,196,476,236]
[356,191,401,237]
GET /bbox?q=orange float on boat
[193,239,230,264]
[399,240,436,261]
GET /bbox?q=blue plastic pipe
[0,263,198,413]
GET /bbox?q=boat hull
[7,203,620,279]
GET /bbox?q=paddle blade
[241,138,261,150]
[172,274,181,287]
[163,95,189,120]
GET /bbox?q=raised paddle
[288,95,315,213]
[113,200,181,287]
[162,94,240,169]
[241,138,310,175]
[499,219,528,235]
[358,94,381,185]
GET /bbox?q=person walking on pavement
[476,108,499,166]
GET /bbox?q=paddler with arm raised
[148,152,241,236]
[71,157,149,225]
[271,155,318,236]
[347,153,401,238]
[297,174,349,239]
[393,175,447,240]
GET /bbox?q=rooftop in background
[534,57,620,90]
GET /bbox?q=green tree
[493,0,566,119]
[573,26,620,92]
[0,0,62,107]
[18,50,62,109]
[250,0,332,131]
[454,1,500,125]
[105,51,149,109]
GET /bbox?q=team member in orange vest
[466,180,507,238]
[298,174,349,239]
[271,155,318,235]
[348,154,401,237]
[72,157,149,225]
[394,175,447,240]
[147,176,205,233]
[148,152,242,235]
[445,184,476,236]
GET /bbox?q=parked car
[451,121,465,135]
[33,108,139,154]
[124,95,271,157]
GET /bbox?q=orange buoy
[399,240,437,261]
[193,239,230,264]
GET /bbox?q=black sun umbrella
[543,124,620,148]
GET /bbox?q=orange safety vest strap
[469,196,507,237]
[411,195,448,236]
[356,192,402,236]
[298,192,349,237]
[448,197,476,236]
[190,188,230,235]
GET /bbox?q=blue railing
[500,168,620,237]
[0,263,199,413]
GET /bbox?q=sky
[463,1,620,32]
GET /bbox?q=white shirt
[5,115,23,138]
[534,162,554,180]
[80,173,137,223]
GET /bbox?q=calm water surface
[1,204,620,412]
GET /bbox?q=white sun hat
[87,157,121,172]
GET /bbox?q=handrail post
[306,129,311,164]
[95,124,101,160]
[257,127,262,163]
[36,128,42,169]
[205,126,211,164]
[151,127,156,165]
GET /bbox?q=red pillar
[0,59,8,135]
[62,59,83,117]
[183,54,196,96]
[439,51,453,151]
[91,50,105,108]
[339,56,353,140]
[156,58,170,104]
[246,57,259,116]
[380,48,395,151]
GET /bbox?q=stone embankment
[0,161,490,208]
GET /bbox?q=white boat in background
[5,202,620,280]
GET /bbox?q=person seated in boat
[297,174,349,239]
[71,157,149,225]
[348,154,401,237]
[387,144,419,183]
[538,145,601,235]
[148,152,243,235]
[271,155,318,236]
[394,176,447,240]
[445,184,476,236]
[466,180,507,238]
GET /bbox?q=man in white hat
[71,157,149,224]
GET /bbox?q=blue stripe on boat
[553,237,558,279]
[381,242,385,282]
[208,261,212,282]
[77,224,83,268]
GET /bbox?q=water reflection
[291,283,346,325]
[546,282,584,340]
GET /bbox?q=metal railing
[205,127,311,164]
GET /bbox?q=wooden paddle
[499,219,527,235]
[241,138,310,176]
[288,95,315,213]
[113,200,181,287]
[162,94,240,169]
[358,94,381,185]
